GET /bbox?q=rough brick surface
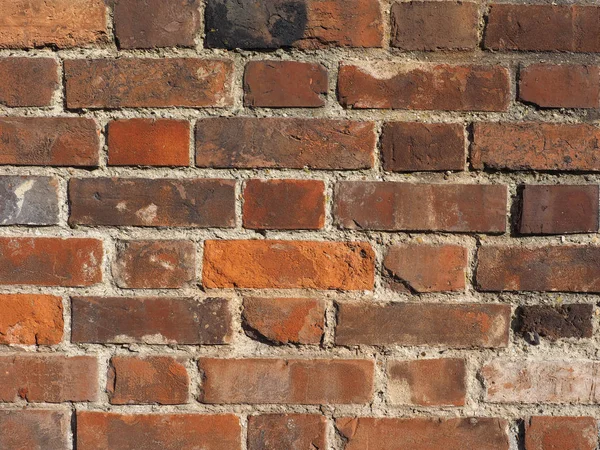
[196,118,375,169]
[71,297,231,344]
[0,410,69,450]
[113,240,195,289]
[0,294,63,345]
[336,302,510,348]
[0,176,59,225]
[0,58,58,107]
[77,412,241,450]
[244,61,327,107]
[525,416,598,450]
[202,240,375,290]
[338,63,510,111]
[108,356,189,405]
[65,58,233,108]
[248,414,326,450]
[517,304,594,341]
[198,358,374,404]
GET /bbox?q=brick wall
[0,0,599,449]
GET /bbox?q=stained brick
[248,414,326,450]
[0,58,58,107]
[0,410,69,449]
[525,416,598,450]
[0,176,59,225]
[517,304,593,340]
[0,294,63,345]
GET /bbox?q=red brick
[520,185,599,235]
[69,178,235,227]
[108,356,189,405]
[482,359,600,403]
[195,118,375,169]
[0,238,102,287]
[0,410,69,449]
[248,414,326,450]
[0,294,63,345]
[113,240,195,289]
[202,240,375,290]
[517,304,594,341]
[473,122,600,171]
[388,358,466,406]
[0,117,99,166]
[337,417,509,450]
[198,358,374,404]
[114,0,200,49]
[0,355,97,402]
[65,58,233,108]
[525,416,598,450]
[381,122,465,172]
[391,1,479,50]
[0,0,107,48]
[0,58,58,107]
[520,65,600,108]
[77,412,241,450]
[383,244,467,293]
[334,182,507,233]
[71,296,232,345]
[336,302,510,348]
[477,246,600,292]
[244,61,327,107]
[107,119,190,167]
[243,179,325,230]
[242,297,325,345]
[205,0,383,49]
[485,4,600,52]
[338,63,510,111]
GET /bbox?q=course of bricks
[1,0,600,449]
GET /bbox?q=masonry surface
[0,0,600,449]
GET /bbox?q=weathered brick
[0,294,63,345]
[520,185,599,235]
[517,304,594,340]
[243,179,325,230]
[337,417,509,450]
[334,182,507,233]
[472,122,600,171]
[381,122,465,172]
[69,178,235,227]
[244,61,327,107]
[108,356,189,405]
[65,58,233,108]
[0,0,107,48]
[71,297,231,345]
[0,117,99,166]
[77,412,241,450]
[205,0,383,49]
[248,414,326,450]
[0,176,59,225]
[202,240,375,290]
[242,297,325,345]
[0,238,102,287]
[383,244,467,293]
[198,358,374,404]
[195,118,375,169]
[519,64,600,108]
[113,240,195,289]
[0,410,69,450]
[485,4,600,52]
[0,355,97,402]
[482,359,600,403]
[525,416,598,450]
[107,119,190,167]
[114,0,200,49]
[391,1,479,50]
[477,246,600,292]
[336,302,510,348]
[0,58,58,107]
[338,63,510,111]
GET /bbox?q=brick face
[525,417,598,450]
[248,414,326,450]
[0,176,59,225]
[0,294,63,345]
[0,410,69,450]
[0,58,58,107]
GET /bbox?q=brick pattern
[1,1,599,449]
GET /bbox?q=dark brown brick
[195,118,375,169]
[520,185,599,235]
[69,178,235,228]
[381,122,465,172]
[65,58,233,108]
[71,296,232,345]
[0,176,59,225]
[0,58,58,107]
[334,182,507,233]
[248,414,326,450]
[0,410,69,449]
[525,416,598,450]
[517,304,594,340]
